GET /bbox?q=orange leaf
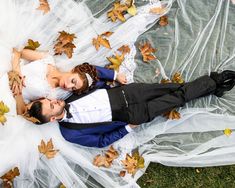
[101,31,114,37]
[36,0,50,14]
[172,72,184,84]
[159,15,169,26]
[1,167,20,184]
[139,42,157,63]
[117,45,130,55]
[119,171,126,177]
[54,31,76,59]
[107,1,128,22]
[92,32,112,51]
[149,7,166,14]
[160,79,172,84]
[163,109,181,120]
[121,154,138,175]
[93,154,111,168]
[38,138,59,159]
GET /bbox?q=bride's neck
[47,67,63,87]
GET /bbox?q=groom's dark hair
[28,101,49,124]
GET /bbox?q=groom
[28,71,235,148]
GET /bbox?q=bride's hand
[12,48,22,58]
[8,71,26,96]
[116,72,127,85]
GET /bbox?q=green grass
[137,163,235,188]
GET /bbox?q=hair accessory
[85,73,93,87]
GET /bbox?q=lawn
[138,163,235,188]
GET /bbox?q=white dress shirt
[61,89,133,132]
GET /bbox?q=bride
[1,0,235,187]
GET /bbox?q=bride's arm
[21,49,48,62]
[14,95,27,115]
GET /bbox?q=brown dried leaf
[121,154,138,175]
[93,154,111,168]
[24,39,41,50]
[92,33,112,51]
[54,31,76,59]
[159,15,168,26]
[36,0,50,14]
[172,72,184,84]
[117,45,130,55]
[119,171,126,177]
[139,42,157,63]
[107,1,128,22]
[105,145,119,163]
[38,138,59,159]
[107,52,124,71]
[101,31,114,37]
[163,109,181,120]
[160,78,172,84]
[149,7,166,14]
[1,167,20,183]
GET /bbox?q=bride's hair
[71,63,99,94]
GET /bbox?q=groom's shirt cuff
[125,125,133,132]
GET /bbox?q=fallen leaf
[101,31,114,37]
[59,184,66,188]
[195,168,200,173]
[107,1,128,22]
[38,138,59,159]
[117,45,131,55]
[107,52,125,71]
[172,72,184,84]
[163,109,181,120]
[127,4,137,16]
[224,128,232,137]
[139,42,157,63]
[121,154,138,175]
[36,0,50,14]
[1,167,20,187]
[149,7,166,14]
[160,78,172,84]
[93,154,111,168]
[92,31,112,51]
[132,150,145,169]
[159,15,168,26]
[24,39,41,50]
[0,101,10,125]
[119,171,126,177]
[105,145,119,163]
[54,31,76,59]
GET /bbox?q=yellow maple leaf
[24,39,41,50]
[107,52,124,71]
[224,128,232,137]
[38,138,59,159]
[107,1,128,22]
[0,101,9,125]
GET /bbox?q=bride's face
[59,73,83,91]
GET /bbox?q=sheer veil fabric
[1,0,235,187]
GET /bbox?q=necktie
[64,104,73,119]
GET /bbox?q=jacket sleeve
[95,66,116,81]
[64,126,129,148]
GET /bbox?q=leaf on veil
[0,101,10,125]
[107,52,124,71]
[149,6,166,14]
[107,1,128,22]
[38,138,59,159]
[121,150,145,176]
[36,0,50,14]
[93,145,119,168]
[92,31,113,51]
[224,128,232,137]
[159,15,168,26]
[125,0,137,16]
[119,171,126,177]
[0,167,20,188]
[54,31,77,59]
[172,72,184,84]
[163,109,181,120]
[59,184,66,188]
[117,45,131,55]
[160,78,172,84]
[24,39,41,50]
[138,42,157,63]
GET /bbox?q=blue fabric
[95,66,114,89]
[59,121,128,148]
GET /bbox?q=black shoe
[210,70,235,85]
[214,79,235,97]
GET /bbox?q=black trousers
[107,75,216,124]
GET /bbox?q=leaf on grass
[224,128,232,137]
[107,52,124,71]
[159,15,168,26]
[54,31,76,59]
[24,39,41,50]
[0,101,10,125]
[38,138,59,159]
[172,72,184,84]
[93,145,119,168]
[107,1,128,22]
[117,45,130,55]
[36,0,50,14]
[139,42,157,63]
[149,6,166,14]
[163,109,181,120]
[1,167,20,187]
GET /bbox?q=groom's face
[40,99,65,121]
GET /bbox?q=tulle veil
[1,0,235,187]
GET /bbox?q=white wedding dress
[1,0,235,187]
